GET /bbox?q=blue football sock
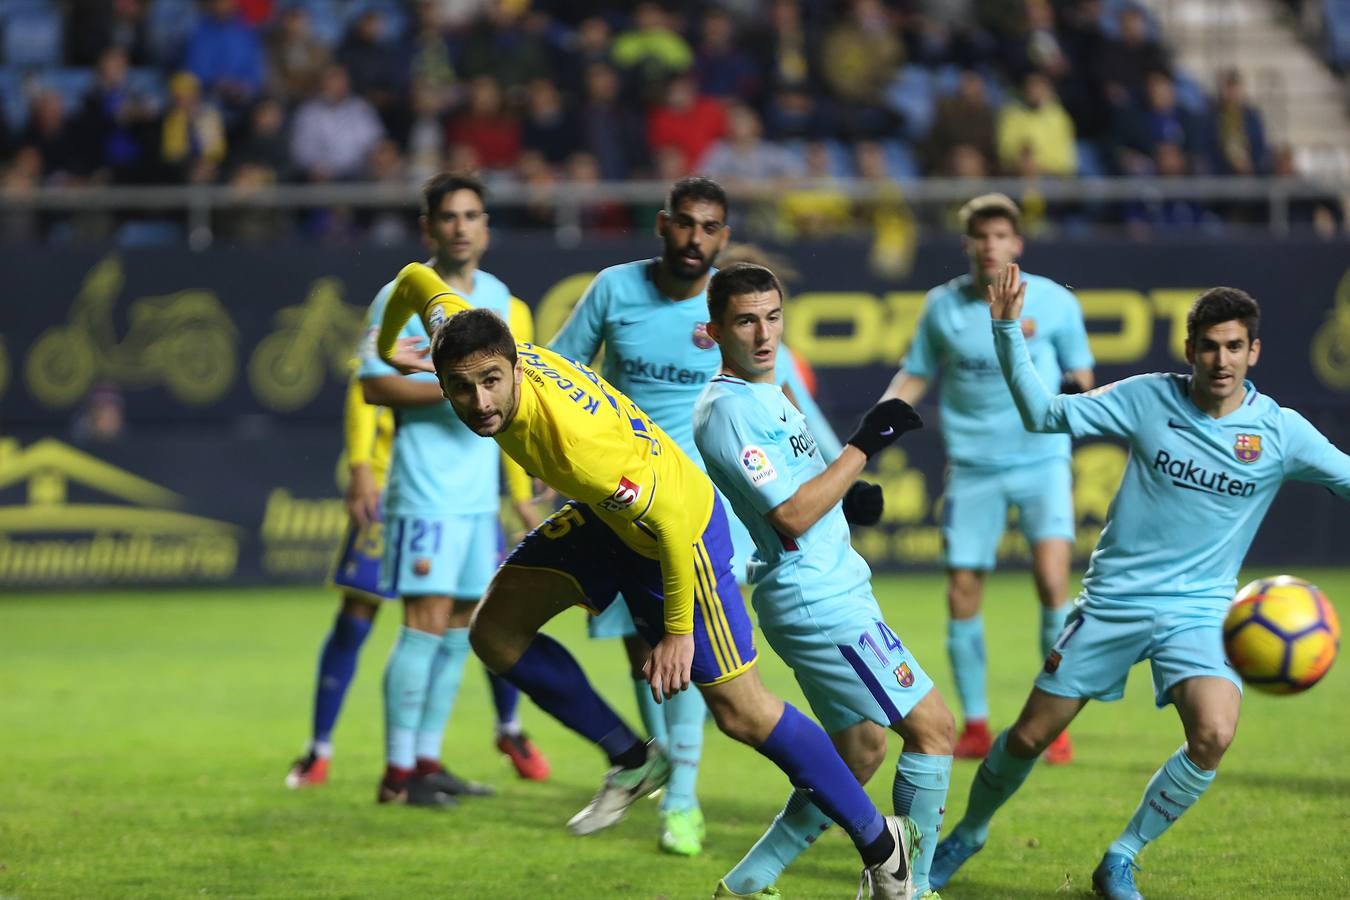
[487,669,522,735]
[893,752,953,896]
[633,676,669,748]
[383,626,440,769]
[1040,605,1070,660]
[659,687,706,813]
[947,614,989,722]
[756,704,886,861]
[504,634,642,765]
[952,730,1038,846]
[723,788,833,894]
[310,609,373,755]
[414,628,471,761]
[1108,746,1215,861]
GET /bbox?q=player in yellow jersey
[378,263,931,899]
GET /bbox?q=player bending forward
[379,263,932,899]
[931,268,1350,899]
[694,263,954,900]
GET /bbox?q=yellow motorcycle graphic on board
[248,277,366,412]
[1311,268,1350,391]
[24,255,237,408]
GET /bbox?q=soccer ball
[1223,576,1340,694]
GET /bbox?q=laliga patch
[692,322,715,349]
[894,662,915,688]
[1019,317,1037,338]
[598,476,642,512]
[1044,650,1062,674]
[739,446,778,486]
[413,558,432,577]
[427,300,448,331]
[1083,381,1120,399]
[1233,433,1262,464]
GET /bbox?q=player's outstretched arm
[1284,410,1350,499]
[376,263,471,371]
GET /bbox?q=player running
[931,269,1350,899]
[379,263,928,899]
[694,263,954,900]
[550,176,841,856]
[882,194,1094,763]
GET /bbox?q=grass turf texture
[3,571,1348,899]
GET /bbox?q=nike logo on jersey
[880,427,895,437]
[1167,418,1192,430]
[618,318,643,326]
[778,411,788,422]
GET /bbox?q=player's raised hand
[643,632,694,703]
[846,398,924,459]
[388,336,436,375]
[986,262,1027,321]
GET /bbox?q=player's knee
[1006,719,1055,758]
[704,693,776,747]
[946,571,983,617]
[1186,719,1236,767]
[842,727,888,782]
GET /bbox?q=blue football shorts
[942,458,1075,570]
[506,495,757,686]
[1035,593,1243,709]
[380,511,501,599]
[329,517,397,603]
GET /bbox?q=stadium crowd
[0,0,1331,240]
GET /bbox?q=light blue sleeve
[900,292,942,378]
[550,272,609,363]
[776,343,842,463]
[357,284,402,379]
[1050,286,1095,372]
[697,394,798,514]
[992,320,1144,439]
[1281,409,1350,499]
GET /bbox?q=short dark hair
[667,176,728,217]
[958,192,1021,236]
[430,308,517,372]
[1186,287,1261,344]
[708,262,783,324]
[423,171,485,217]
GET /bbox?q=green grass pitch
[3,571,1348,899]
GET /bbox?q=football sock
[1108,746,1215,861]
[310,609,373,755]
[893,752,953,896]
[952,730,1037,846]
[659,686,706,813]
[487,670,522,736]
[755,703,891,865]
[1040,604,1070,660]
[723,789,833,894]
[414,627,471,761]
[504,633,642,766]
[633,676,669,748]
[383,626,440,769]
[947,615,988,722]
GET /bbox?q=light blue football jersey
[358,270,514,517]
[694,375,871,604]
[904,272,1093,468]
[993,320,1350,604]
[551,259,840,462]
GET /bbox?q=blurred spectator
[612,2,694,98]
[1054,0,1111,139]
[407,77,452,182]
[925,69,996,175]
[71,384,126,444]
[762,86,834,140]
[647,73,727,172]
[337,10,412,138]
[446,76,521,171]
[997,71,1077,175]
[237,0,274,27]
[577,62,648,180]
[454,4,555,90]
[427,0,493,31]
[521,78,579,166]
[512,149,558,229]
[1020,0,1069,79]
[266,7,331,104]
[695,9,760,101]
[364,139,416,245]
[74,47,160,184]
[566,151,631,233]
[1273,144,1345,236]
[66,0,152,67]
[290,65,385,181]
[561,16,617,96]
[777,142,852,238]
[22,91,86,184]
[0,147,44,242]
[1098,5,1170,106]
[948,141,990,178]
[1215,69,1268,175]
[820,0,904,137]
[855,140,917,278]
[158,71,227,184]
[185,0,265,110]
[701,102,804,185]
[1125,141,1210,235]
[1114,70,1205,175]
[229,97,290,180]
[409,1,457,91]
[753,0,820,93]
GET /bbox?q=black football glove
[842,480,884,526]
[846,398,924,459]
[1059,374,1085,395]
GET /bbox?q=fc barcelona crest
[692,322,715,349]
[1234,433,1262,464]
[894,662,915,688]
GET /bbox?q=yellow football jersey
[378,263,715,634]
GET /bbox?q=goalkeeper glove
[842,480,884,526]
[846,398,923,459]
